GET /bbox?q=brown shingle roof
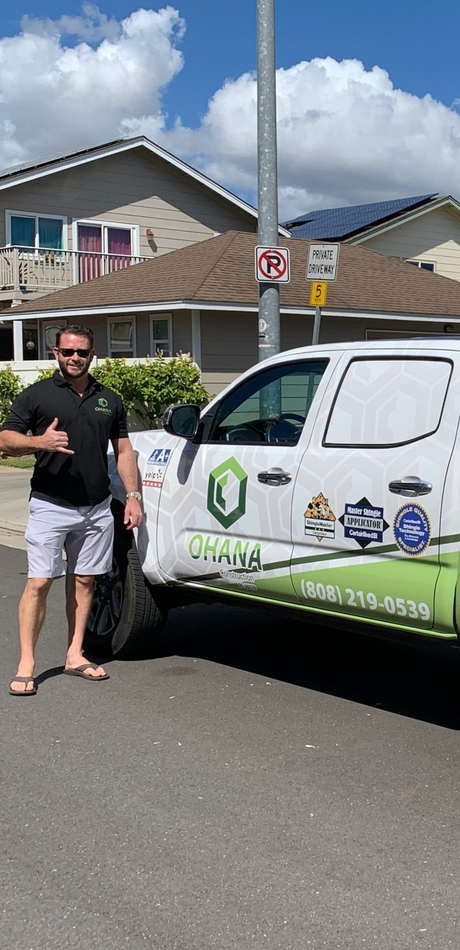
[10,231,460,318]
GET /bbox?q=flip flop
[63,662,109,681]
[9,675,37,696]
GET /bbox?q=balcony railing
[0,246,149,295]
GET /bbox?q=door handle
[388,476,432,497]
[258,469,292,486]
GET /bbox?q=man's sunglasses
[57,347,91,358]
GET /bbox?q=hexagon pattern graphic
[207,457,248,529]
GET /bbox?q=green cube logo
[207,458,248,529]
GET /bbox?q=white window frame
[72,218,140,257]
[149,313,172,358]
[107,316,137,358]
[42,321,67,360]
[6,210,68,250]
[405,259,435,272]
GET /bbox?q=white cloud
[159,57,460,218]
[0,5,185,168]
[21,3,121,42]
[1,7,460,220]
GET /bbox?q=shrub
[126,355,210,428]
[35,366,55,382]
[91,358,141,417]
[0,365,24,428]
[38,354,211,428]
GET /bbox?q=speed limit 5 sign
[255,246,290,283]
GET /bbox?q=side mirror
[162,404,200,440]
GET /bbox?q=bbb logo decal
[143,448,172,488]
[147,449,172,465]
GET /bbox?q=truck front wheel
[83,504,167,658]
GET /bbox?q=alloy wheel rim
[88,561,123,638]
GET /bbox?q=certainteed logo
[95,397,112,415]
[207,457,248,529]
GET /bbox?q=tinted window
[209,360,328,444]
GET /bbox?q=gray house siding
[0,148,257,257]
[356,206,460,281]
[200,311,258,373]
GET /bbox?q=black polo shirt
[2,371,128,506]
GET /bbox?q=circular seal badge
[393,503,431,557]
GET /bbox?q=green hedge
[31,355,211,429]
[0,365,24,428]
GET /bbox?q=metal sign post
[307,245,340,345]
[256,0,280,362]
[310,281,327,344]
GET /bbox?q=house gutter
[6,301,457,323]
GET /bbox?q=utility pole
[256,0,280,362]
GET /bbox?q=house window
[150,314,172,357]
[7,211,66,250]
[74,219,139,282]
[43,322,66,359]
[108,317,135,358]
[406,259,435,272]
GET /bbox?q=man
[0,325,143,695]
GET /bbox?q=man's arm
[0,418,74,456]
[112,436,143,530]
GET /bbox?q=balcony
[0,245,149,301]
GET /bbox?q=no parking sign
[255,245,290,283]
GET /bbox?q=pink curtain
[77,225,133,281]
[108,228,132,272]
[78,225,102,282]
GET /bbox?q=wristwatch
[126,491,142,503]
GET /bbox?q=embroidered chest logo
[95,397,112,415]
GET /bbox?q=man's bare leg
[65,573,107,678]
[10,577,54,693]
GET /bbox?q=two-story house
[0,135,285,361]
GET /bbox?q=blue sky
[0,1,459,217]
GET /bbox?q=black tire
[83,505,167,658]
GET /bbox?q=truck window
[210,360,329,444]
[325,357,452,447]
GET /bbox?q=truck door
[290,350,459,634]
[156,355,338,601]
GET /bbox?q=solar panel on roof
[283,194,437,240]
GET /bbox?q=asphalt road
[2,542,460,950]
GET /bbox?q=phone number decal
[300,580,430,621]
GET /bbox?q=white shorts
[25,496,114,579]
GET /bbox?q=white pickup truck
[86,338,460,659]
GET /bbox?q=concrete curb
[0,521,25,535]
[0,468,30,549]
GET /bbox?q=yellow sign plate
[309,281,327,307]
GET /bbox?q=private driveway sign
[307,244,340,281]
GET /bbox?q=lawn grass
[0,456,35,469]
